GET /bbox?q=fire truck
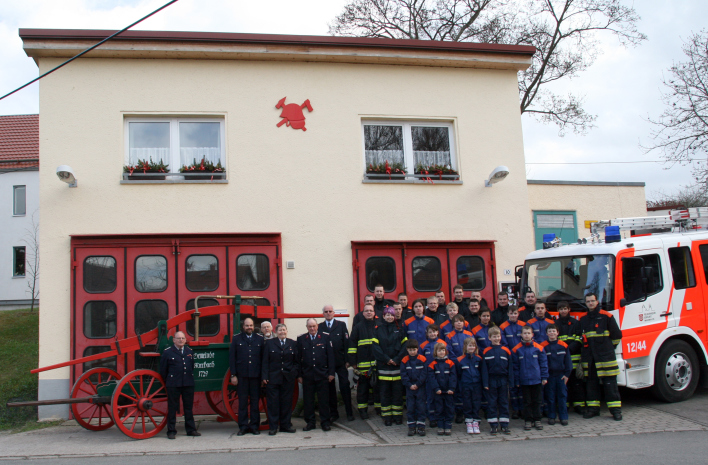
[517,208,708,402]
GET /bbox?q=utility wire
[0,0,180,102]
[526,160,708,165]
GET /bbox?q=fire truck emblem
[275,97,313,131]
[638,314,644,321]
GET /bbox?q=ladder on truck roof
[594,207,708,234]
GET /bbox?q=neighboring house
[0,114,39,310]
[19,28,648,419]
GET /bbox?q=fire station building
[19,29,645,419]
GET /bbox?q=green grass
[0,308,51,432]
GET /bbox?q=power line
[526,160,708,165]
[0,0,180,102]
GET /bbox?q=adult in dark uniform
[261,323,299,435]
[398,293,413,321]
[159,331,201,439]
[492,292,510,327]
[229,318,265,435]
[452,285,470,320]
[353,294,376,327]
[297,318,336,431]
[318,305,355,422]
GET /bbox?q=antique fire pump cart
[8,296,322,439]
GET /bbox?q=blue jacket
[471,323,492,350]
[403,315,435,346]
[229,332,265,378]
[419,338,448,365]
[512,341,549,386]
[541,339,572,377]
[159,345,195,387]
[482,345,514,387]
[445,329,474,358]
[427,358,457,393]
[456,353,485,386]
[527,317,555,344]
[499,320,526,348]
[439,318,470,337]
[400,354,428,389]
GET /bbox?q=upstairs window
[124,118,225,181]
[13,185,26,216]
[362,121,458,182]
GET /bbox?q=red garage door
[71,233,282,415]
[352,241,496,316]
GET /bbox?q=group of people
[159,284,623,439]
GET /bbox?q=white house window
[362,120,458,181]
[124,117,225,181]
[13,185,26,216]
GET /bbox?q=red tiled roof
[0,114,39,170]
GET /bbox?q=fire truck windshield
[522,254,615,311]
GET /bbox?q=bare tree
[23,210,39,312]
[329,0,646,135]
[645,30,708,185]
[647,184,708,210]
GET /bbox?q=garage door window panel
[83,301,117,339]
[83,256,117,293]
[412,256,442,292]
[456,256,485,290]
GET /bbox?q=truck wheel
[651,340,700,403]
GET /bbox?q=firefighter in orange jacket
[579,293,623,421]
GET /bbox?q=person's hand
[353,368,360,376]
[388,359,396,366]
[436,390,442,395]
[542,380,547,385]
[261,380,268,386]
[410,385,418,391]
[562,376,568,384]
[447,390,454,395]
[230,375,238,386]
[484,387,489,390]
[328,375,335,382]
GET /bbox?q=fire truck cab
[518,209,708,402]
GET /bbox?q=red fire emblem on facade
[638,314,644,321]
[275,97,313,131]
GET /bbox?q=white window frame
[361,119,458,180]
[123,117,226,176]
[13,185,26,216]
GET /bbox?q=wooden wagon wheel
[205,390,230,420]
[70,367,121,431]
[111,369,168,439]
[221,369,299,427]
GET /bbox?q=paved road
[621,385,708,427]
[3,430,706,465]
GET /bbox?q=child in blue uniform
[471,308,494,350]
[482,326,513,435]
[542,324,572,425]
[400,339,428,436]
[446,315,473,423]
[499,306,526,418]
[419,325,446,427]
[457,337,484,434]
[513,326,549,431]
[427,342,457,436]
[527,302,555,343]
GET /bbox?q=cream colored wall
[37,57,533,383]
[527,183,647,239]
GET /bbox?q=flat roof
[20,29,535,71]
[527,180,645,187]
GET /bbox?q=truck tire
[651,340,700,403]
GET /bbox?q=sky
[0,0,706,200]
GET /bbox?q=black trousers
[303,377,330,427]
[237,376,261,430]
[521,384,544,422]
[356,373,373,410]
[568,370,586,408]
[265,380,295,430]
[586,364,622,412]
[379,379,403,418]
[329,365,353,417]
[166,386,196,434]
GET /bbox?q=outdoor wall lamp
[56,165,78,187]
[484,165,509,187]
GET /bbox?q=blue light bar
[543,233,556,242]
[605,225,621,243]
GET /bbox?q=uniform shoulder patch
[404,316,416,325]
[420,341,429,349]
[424,316,435,324]
[533,342,545,351]
[417,354,427,362]
[463,330,473,336]
[428,361,437,369]
[540,341,549,348]
[512,343,523,353]
[501,346,511,355]
[545,318,555,324]
[599,310,613,318]
[558,340,568,348]
[518,320,527,326]
[499,321,509,330]
[401,355,410,363]
[446,359,455,367]
[528,318,538,324]
[457,355,466,362]
[483,346,493,354]
[472,325,482,333]
[440,320,450,328]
